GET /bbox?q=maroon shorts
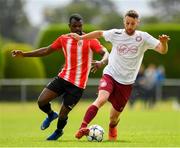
[98,74,132,112]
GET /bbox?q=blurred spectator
[129,64,167,109]
[156,65,165,83]
[155,65,165,99]
[143,64,157,108]
[129,64,145,108]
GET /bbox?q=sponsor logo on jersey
[117,44,138,55]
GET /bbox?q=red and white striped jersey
[50,34,103,89]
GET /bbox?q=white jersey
[103,29,160,84]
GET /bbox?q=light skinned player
[12,14,109,140]
[71,10,170,141]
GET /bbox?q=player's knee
[94,91,109,108]
[95,98,107,108]
[93,100,103,108]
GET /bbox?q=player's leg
[75,89,110,139]
[109,107,120,141]
[38,77,64,130]
[38,88,58,114]
[38,88,59,130]
[46,105,70,140]
[108,81,133,141]
[47,81,83,140]
[75,74,113,139]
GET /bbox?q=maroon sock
[80,105,98,128]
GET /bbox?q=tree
[42,0,123,29]
[149,0,180,23]
[0,0,30,42]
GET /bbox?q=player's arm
[155,34,170,54]
[11,46,55,58]
[99,47,109,66]
[91,47,109,73]
[71,30,104,40]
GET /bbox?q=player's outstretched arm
[71,30,104,40]
[155,34,170,54]
[11,46,54,58]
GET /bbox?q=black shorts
[46,76,84,110]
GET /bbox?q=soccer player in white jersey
[11,14,109,140]
[71,10,170,141]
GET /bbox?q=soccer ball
[86,124,104,142]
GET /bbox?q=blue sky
[24,0,153,26]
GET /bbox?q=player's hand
[159,34,170,43]
[91,60,104,73]
[11,50,24,58]
[69,33,81,40]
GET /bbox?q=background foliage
[43,0,123,30]
[0,0,30,42]
[2,43,46,78]
[149,0,180,23]
[0,42,4,78]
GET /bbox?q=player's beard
[126,29,135,36]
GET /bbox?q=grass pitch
[0,100,180,147]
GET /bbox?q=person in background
[11,14,109,140]
[155,65,165,100]
[156,65,165,83]
[143,64,157,108]
[129,64,145,108]
[71,10,170,141]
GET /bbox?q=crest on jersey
[78,40,83,46]
[135,36,142,42]
[99,79,107,87]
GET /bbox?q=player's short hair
[125,10,139,19]
[69,13,83,23]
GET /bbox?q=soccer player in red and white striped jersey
[11,14,109,140]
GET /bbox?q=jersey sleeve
[90,39,103,53]
[50,36,62,51]
[143,32,160,51]
[103,29,116,42]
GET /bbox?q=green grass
[0,100,180,147]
